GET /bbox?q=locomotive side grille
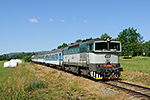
[80,53,87,61]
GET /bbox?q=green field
[120,57,150,86]
[120,56,150,73]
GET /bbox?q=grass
[120,56,150,86]
[120,56,150,73]
[28,64,107,100]
[0,61,108,100]
[2,56,149,99]
[0,61,46,100]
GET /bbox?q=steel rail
[117,80,150,90]
[102,81,150,99]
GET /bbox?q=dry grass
[0,61,46,100]
[0,61,133,100]
[29,63,131,100]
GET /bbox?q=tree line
[55,27,150,57]
[0,52,38,61]
[0,27,150,61]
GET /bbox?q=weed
[30,97,40,100]
[35,66,38,70]
[25,78,45,91]
[70,86,76,92]
[51,71,57,74]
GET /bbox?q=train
[31,37,123,79]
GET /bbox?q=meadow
[0,61,109,100]
[120,56,150,86]
[0,57,150,99]
[0,61,47,100]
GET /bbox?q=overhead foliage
[117,27,144,56]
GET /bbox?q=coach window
[55,54,58,59]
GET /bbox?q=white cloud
[84,20,88,23]
[37,17,40,19]
[72,17,76,22]
[61,20,65,22]
[49,18,54,22]
[29,18,38,23]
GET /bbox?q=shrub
[23,56,31,62]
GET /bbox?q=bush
[23,56,31,62]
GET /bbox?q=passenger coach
[44,48,63,67]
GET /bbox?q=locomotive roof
[68,38,120,48]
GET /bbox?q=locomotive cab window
[95,42,107,50]
[87,44,93,51]
[110,43,120,51]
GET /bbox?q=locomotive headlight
[98,65,103,67]
[107,38,110,41]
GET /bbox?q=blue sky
[0,0,150,55]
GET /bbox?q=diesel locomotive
[31,37,123,79]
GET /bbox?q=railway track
[102,80,150,99]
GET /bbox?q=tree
[143,40,150,56]
[23,56,31,62]
[51,49,56,51]
[57,43,68,49]
[0,54,9,61]
[117,27,144,56]
[101,33,110,38]
[0,52,38,61]
[75,39,82,43]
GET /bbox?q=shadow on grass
[123,56,132,59]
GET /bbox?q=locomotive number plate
[105,54,111,58]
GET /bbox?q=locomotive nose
[106,60,110,64]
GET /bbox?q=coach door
[59,53,61,65]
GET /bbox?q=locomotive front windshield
[95,42,120,52]
[95,42,107,50]
[110,43,120,51]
